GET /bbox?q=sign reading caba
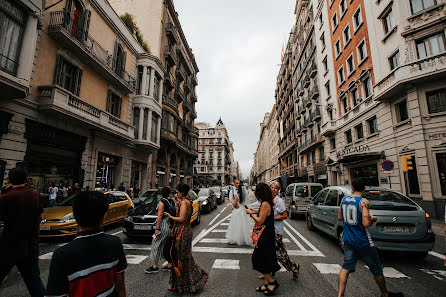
[336,144,371,159]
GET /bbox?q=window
[0,0,25,75]
[338,67,345,85]
[54,55,83,96]
[154,76,160,100]
[136,65,143,95]
[321,33,326,48]
[312,150,316,164]
[396,99,409,122]
[133,108,140,139]
[325,190,338,206]
[332,13,338,31]
[323,57,328,72]
[339,0,347,16]
[151,114,158,143]
[353,7,363,31]
[426,88,446,114]
[416,32,446,59]
[363,77,373,98]
[307,153,311,165]
[357,40,367,63]
[343,25,351,45]
[410,0,436,14]
[319,11,323,25]
[367,116,378,134]
[313,189,328,205]
[106,91,122,118]
[335,39,342,57]
[355,124,364,139]
[383,9,395,34]
[389,50,400,70]
[320,146,325,161]
[347,55,355,75]
[145,67,151,95]
[330,137,336,150]
[325,81,331,96]
[341,96,348,113]
[436,153,446,195]
[345,130,353,143]
[351,88,359,106]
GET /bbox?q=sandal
[293,264,300,280]
[258,274,264,279]
[168,286,176,291]
[256,284,268,292]
[263,280,279,296]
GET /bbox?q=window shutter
[75,68,83,96]
[106,90,112,114]
[53,54,63,86]
[112,41,118,71]
[117,96,122,119]
[84,10,91,40]
[122,51,127,75]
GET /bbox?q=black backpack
[161,198,176,217]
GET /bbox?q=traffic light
[401,155,413,172]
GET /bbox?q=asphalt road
[1,194,445,297]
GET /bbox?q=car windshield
[198,189,209,196]
[295,186,309,197]
[57,195,76,206]
[142,191,160,205]
[211,187,221,193]
[363,190,418,211]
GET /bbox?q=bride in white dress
[226,180,254,246]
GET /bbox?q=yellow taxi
[40,191,134,237]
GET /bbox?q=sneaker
[145,266,160,274]
[161,265,172,272]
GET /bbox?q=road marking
[429,251,446,260]
[111,230,123,236]
[283,238,291,243]
[208,204,230,226]
[39,252,54,260]
[420,269,446,281]
[221,223,229,226]
[284,227,306,251]
[200,238,229,243]
[313,263,342,274]
[192,214,231,245]
[126,255,148,265]
[192,246,324,256]
[212,259,240,270]
[211,229,227,233]
[122,243,151,251]
[192,229,207,246]
[284,220,324,256]
[365,266,409,279]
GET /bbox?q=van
[284,182,323,218]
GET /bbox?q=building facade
[194,119,236,186]
[0,0,164,194]
[256,113,271,183]
[109,0,199,188]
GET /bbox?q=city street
[1,193,445,297]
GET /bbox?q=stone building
[109,0,199,188]
[194,119,236,186]
[255,113,271,183]
[0,0,163,194]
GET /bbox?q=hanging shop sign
[336,144,371,159]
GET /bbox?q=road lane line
[192,229,207,246]
[208,204,229,226]
[284,227,306,251]
[313,263,342,274]
[193,214,231,246]
[212,259,240,270]
[126,255,148,264]
[284,220,324,256]
[211,229,227,233]
[111,230,123,236]
[200,238,229,243]
[39,252,54,260]
[220,223,229,226]
[122,243,151,251]
[365,266,410,279]
[429,251,446,260]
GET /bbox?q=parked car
[40,191,134,238]
[123,189,200,238]
[284,182,323,218]
[132,189,157,206]
[306,186,435,256]
[197,188,217,213]
[211,186,224,204]
[222,186,230,198]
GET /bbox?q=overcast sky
[175,0,297,178]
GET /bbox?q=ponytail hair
[237,184,244,204]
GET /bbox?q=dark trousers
[0,244,45,297]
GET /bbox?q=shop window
[396,99,409,122]
[106,90,122,118]
[0,0,26,75]
[426,88,446,114]
[407,156,420,195]
[416,32,446,59]
[410,0,437,14]
[436,153,446,196]
[54,54,83,96]
[367,116,378,134]
[389,50,400,70]
[345,130,353,144]
[355,123,364,140]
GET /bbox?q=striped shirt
[45,229,127,297]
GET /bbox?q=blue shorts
[342,242,383,275]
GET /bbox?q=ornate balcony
[164,71,176,90]
[305,98,312,107]
[313,106,322,121]
[191,74,198,86]
[165,46,178,65]
[322,120,336,136]
[300,102,306,114]
[166,22,179,44]
[299,133,323,154]
[303,74,310,88]
[162,94,178,110]
[38,85,134,140]
[309,62,317,78]
[176,67,186,82]
[48,11,136,93]
[310,85,319,100]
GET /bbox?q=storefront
[23,120,87,195]
[130,160,145,189]
[95,152,120,190]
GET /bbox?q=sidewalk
[432,219,444,237]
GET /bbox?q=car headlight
[59,215,75,223]
[202,200,208,205]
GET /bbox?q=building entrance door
[350,164,379,186]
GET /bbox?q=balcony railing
[322,120,336,136]
[303,74,310,88]
[48,10,136,93]
[314,106,321,121]
[166,22,179,43]
[310,85,319,100]
[165,46,178,65]
[309,62,318,78]
[162,95,178,110]
[164,71,176,90]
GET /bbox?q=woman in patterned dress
[164,184,208,293]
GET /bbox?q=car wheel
[306,213,314,231]
[337,228,344,253]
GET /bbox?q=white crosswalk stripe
[313,263,342,274]
[365,266,410,279]
[212,259,240,270]
[126,255,148,265]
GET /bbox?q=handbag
[251,223,266,248]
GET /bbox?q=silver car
[306,186,435,256]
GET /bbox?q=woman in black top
[246,183,280,295]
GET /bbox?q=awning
[338,152,384,164]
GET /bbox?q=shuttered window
[53,54,83,96]
[106,90,122,118]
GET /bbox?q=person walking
[118,183,125,192]
[337,179,403,297]
[246,183,280,296]
[164,184,208,293]
[45,191,127,297]
[134,184,140,198]
[226,179,253,246]
[270,181,300,280]
[145,187,174,274]
[0,167,45,297]
[48,182,58,207]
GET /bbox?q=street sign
[380,177,388,184]
[382,160,394,171]
[383,170,393,174]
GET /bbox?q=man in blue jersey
[337,179,403,297]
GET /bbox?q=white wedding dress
[226,188,254,246]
